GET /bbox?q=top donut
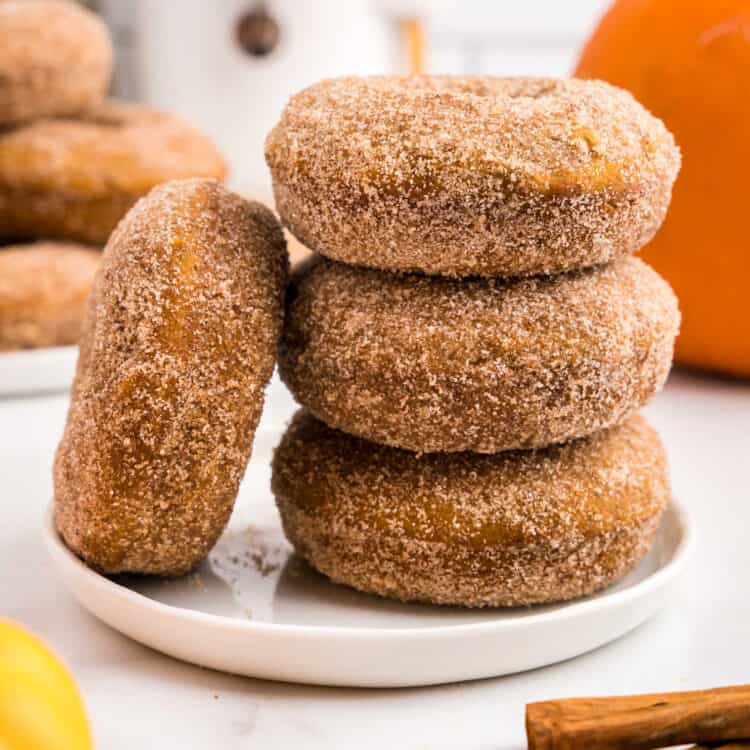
[0,1,113,125]
[266,76,680,278]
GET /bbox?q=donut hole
[400,76,560,102]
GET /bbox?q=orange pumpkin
[576,0,750,376]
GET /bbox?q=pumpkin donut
[0,0,113,125]
[54,179,288,576]
[0,241,99,351]
[0,100,227,245]
[272,411,670,607]
[266,75,680,277]
[279,256,679,453]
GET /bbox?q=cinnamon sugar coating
[0,1,112,125]
[273,411,670,607]
[280,256,679,453]
[0,241,99,351]
[266,75,680,278]
[0,100,227,244]
[54,179,288,576]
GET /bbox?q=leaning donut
[54,179,288,576]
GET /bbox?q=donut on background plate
[0,101,227,245]
[0,241,99,351]
[0,0,112,125]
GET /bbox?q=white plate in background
[0,346,78,397]
[45,428,695,688]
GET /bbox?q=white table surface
[2,370,749,749]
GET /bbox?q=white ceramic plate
[0,346,78,397]
[45,429,695,688]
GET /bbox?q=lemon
[0,618,92,750]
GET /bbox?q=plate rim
[0,345,78,397]
[0,344,78,363]
[44,498,696,641]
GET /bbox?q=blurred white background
[428,0,610,74]
[93,0,611,194]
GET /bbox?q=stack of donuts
[266,76,682,607]
[0,1,225,352]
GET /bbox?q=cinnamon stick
[526,685,750,750]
